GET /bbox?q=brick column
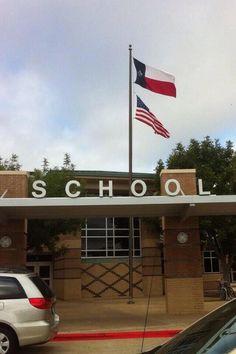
[160,169,204,314]
[141,222,163,296]
[53,233,82,300]
[0,171,28,267]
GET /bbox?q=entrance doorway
[26,261,53,288]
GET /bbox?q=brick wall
[141,221,163,296]
[53,234,82,300]
[0,172,28,267]
[160,169,204,313]
[165,278,204,314]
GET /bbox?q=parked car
[143,298,236,354]
[0,267,59,354]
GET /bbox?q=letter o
[131,179,147,197]
[165,179,181,196]
[65,180,81,198]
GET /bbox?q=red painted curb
[53,329,181,342]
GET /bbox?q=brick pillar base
[53,236,81,300]
[141,222,163,296]
[165,278,204,314]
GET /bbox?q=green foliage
[154,159,165,194]
[63,152,75,170]
[28,154,83,198]
[0,154,21,170]
[155,137,236,280]
[27,218,80,256]
[27,153,82,256]
[160,136,235,195]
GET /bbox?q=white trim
[0,195,236,219]
[160,169,196,175]
[0,171,28,176]
[81,217,141,259]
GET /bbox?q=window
[30,276,54,298]
[26,262,53,288]
[0,277,26,299]
[81,217,141,258]
[203,251,220,273]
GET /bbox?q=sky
[0,0,235,173]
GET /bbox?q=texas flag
[133,58,176,97]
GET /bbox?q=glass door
[26,261,53,288]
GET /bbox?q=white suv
[0,268,59,354]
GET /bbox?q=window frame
[203,250,220,273]
[81,217,141,259]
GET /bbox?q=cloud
[0,0,235,172]
[0,69,56,167]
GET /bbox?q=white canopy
[0,195,236,220]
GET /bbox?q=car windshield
[153,299,236,354]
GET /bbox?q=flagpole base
[127,299,135,304]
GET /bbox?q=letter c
[65,180,81,198]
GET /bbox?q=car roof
[0,267,34,275]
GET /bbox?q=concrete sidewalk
[19,297,226,354]
[56,296,224,334]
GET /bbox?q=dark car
[143,299,236,354]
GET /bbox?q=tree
[27,154,83,256]
[0,154,21,170]
[201,216,236,282]
[63,153,75,170]
[155,136,236,281]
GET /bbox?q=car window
[155,300,236,354]
[0,276,27,299]
[29,276,54,298]
[199,317,236,353]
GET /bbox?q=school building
[0,169,236,314]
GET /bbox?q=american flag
[135,96,170,138]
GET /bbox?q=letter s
[32,180,46,198]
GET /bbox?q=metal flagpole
[128,44,134,304]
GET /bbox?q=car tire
[0,326,18,354]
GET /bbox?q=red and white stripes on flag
[135,96,170,138]
[133,58,176,97]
